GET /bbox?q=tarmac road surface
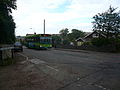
[20,48,120,90]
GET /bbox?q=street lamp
[30,28,36,34]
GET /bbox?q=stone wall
[0,47,14,60]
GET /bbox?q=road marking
[94,84,110,90]
[46,65,59,72]
[29,59,46,64]
[18,53,28,60]
[18,53,59,72]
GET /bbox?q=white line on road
[46,65,59,72]
[29,59,46,64]
[18,53,28,60]
[18,53,59,72]
[94,84,110,90]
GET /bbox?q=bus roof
[25,34,51,38]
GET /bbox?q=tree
[59,28,69,38]
[59,28,70,45]
[92,6,120,38]
[0,0,17,44]
[52,34,61,46]
[68,29,85,42]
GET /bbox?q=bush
[82,41,92,46]
[115,39,120,50]
[91,38,120,49]
[63,40,70,45]
[92,38,109,47]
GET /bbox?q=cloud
[12,0,120,36]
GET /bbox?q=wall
[0,47,14,60]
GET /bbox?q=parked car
[14,42,23,52]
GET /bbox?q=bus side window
[36,37,39,42]
[44,39,46,43]
[48,39,50,43]
[39,37,41,43]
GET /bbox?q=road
[21,48,120,90]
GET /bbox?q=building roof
[75,30,107,42]
[84,30,106,39]
[75,37,85,42]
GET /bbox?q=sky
[12,0,120,36]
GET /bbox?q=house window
[93,34,99,38]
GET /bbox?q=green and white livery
[25,34,52,49]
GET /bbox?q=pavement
[0,53,62,90]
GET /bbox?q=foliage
[91,38,120,49]
[52,35,61,45]
[83,41,92,46]
[91,38,109,46]
[59,28,70,45]
[59,28,69,37]
[0,0,17,44]
[68,29,85,42]
[59,28,85,45]
[92,6,120,38]
[62,40,70,45]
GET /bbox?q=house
[84,30,106,41]
[75,30,106,46]
[75,37,85,46]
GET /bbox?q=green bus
[25,34,52,49]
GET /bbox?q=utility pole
[44,19,45,34]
